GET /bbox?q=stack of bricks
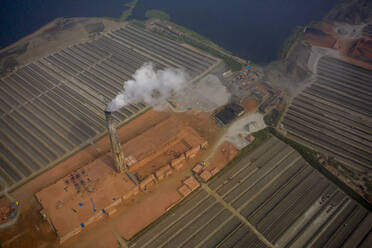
[124,155,138,168]
[139,174,156,191]
[155,164,173,181]
[192,164,203,174]
[199,170,213,182]
[185,146,200,160]
[171,154,186,170]
[177,185,192,198]
[177,176,200,198]
[192,163,217,183]
[200,141,208,150]
[183,176,200,191]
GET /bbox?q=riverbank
[0,17,124,76]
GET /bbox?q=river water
[0,0,127,50]
[132,0,339,64]
[1,0,338,64]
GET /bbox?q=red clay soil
[123,117,205,178]
[0,198,13,225]
[304,24,372,71]
[304,22,340,48]
[12,110,171,211]
[1,109,220,247]
[349,39,372,62]
[305,33,337,48]
[241,99,258,113]
[36,116,206,243]
[35,154,138,241]
[1,110,170,246]
[206,141,239,174]
[62,170,199,247]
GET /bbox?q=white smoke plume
[106,62,190,112]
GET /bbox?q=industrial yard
[0,2,372,247]
[0,23,219,192]
[129,136,372,248]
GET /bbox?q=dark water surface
[1,0,338,64]
[132,0,339,64]
[0,0,127,49]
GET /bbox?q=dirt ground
[0,108,225,247]
[222,113,266,150]
[207,141,239,172]
[62,158,201,248]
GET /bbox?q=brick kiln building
[36,117,207,243]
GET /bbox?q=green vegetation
[145,9,170,21]
[171,24,242,71]
[268,127,319,166]
[279,26,304,60]
[181,36,242,71]
[264,105,286,127]
[84,22,104,34]
[264,109,279,126]
[171,34,242,71]
[138,18,243,71]
[131,19,146,28]
[120,0,139,21]
[172,24,214,45]
[365,180,372,193]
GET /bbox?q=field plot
[129,137,372,248]
[0,24,219,190]
[282,56,372,173]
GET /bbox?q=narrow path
[201,183,274,248]
[113,229,129,248]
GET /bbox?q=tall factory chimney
[104,111,126,173]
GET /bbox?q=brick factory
[36,112,208,243]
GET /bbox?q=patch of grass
[264,109,279,126]
[279,26,304,60]
[84,22,104,34]
[264,105,286,127]
[145,9,170,21]
[120,0,139,21]
[142,20,242,71]
[365,180,372,193]
[179,35,242,71]
[131,19,146,28]
[172,24,214,45]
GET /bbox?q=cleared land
[0,24,219,191]
[129,136,372,248]
[282,56,372,173]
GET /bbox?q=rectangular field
[282,56,372,173]
[0,23,220,190]
[129,137,372,248]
